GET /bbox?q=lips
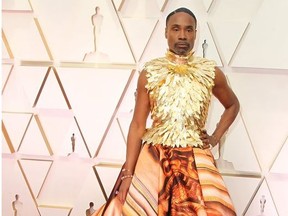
[176,42,189,48]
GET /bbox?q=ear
[165,28,167,39]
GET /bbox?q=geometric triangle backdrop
[2,0,288,215]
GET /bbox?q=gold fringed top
[142,50,216,148]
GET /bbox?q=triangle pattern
[209,20,249,65]
[38,207,71,216]
[37,156,92,208]
[69,167,106,216]
[2,12,50,60]
[2,157,40,216]
[97,119,126,161]
[138,16,169,63]
[58,116,91,158]
[96,166,122,196]
[2,132,12,153]
[155,0,168,11]
[195,22,222,66]
[207,0,263,25]
[56,67,132,156]
[34,67,70,109]
[120,0,161,18]
[94,69,137,158]
[91,0,135,63]
[96,69,137,156]
[2,112,33,152]
[1,64,13,92]
[245,178,278,216]
[161,0,209,14]
[231,0,288,69]
[34,108,89,157]
[14,66,50,108]
[116,68,153,139]
[117,113,133,144]
[228,70,288,173]
[116,70,138,115]
[203,0,213,12]
[209,108,261,174]
[223,176,262,216]
[30,0,135,62]
[19,115,51,156]
[266,173,288,215]
[2,65,49,112]
[120,18,159,61]
[2,67,33,112]
[2,0,288,215]
[2,35,12,59]
[19,159,53,198]
[270,138,288,174]
[113,0,123,10]
[207,76,261,174]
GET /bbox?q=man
[95,7,239,216]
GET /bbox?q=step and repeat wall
[2,0,288,215]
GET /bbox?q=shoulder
[192,56,216,68]
[213,67,227,85]
[189,56,217,85]
[143,57,167,71]
[141,57,167,80]
[191,56,216,78]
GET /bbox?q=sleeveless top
[142,50,216,148]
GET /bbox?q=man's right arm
[117,70,150,203]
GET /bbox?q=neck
[166,50,193,64]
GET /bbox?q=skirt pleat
[94,144,236,216]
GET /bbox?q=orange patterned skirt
[94,144,236,216]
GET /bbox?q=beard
[174,42,191,55]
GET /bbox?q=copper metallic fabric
[93,52,236,216]
[94,145,236,216]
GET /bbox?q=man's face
[165,12,197,55]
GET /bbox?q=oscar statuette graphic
[71,133,75,153]
[202,39,208,58]
[12,194,23,216]
[83,6,109,62]
[256,195,266,216]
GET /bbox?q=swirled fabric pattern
[95,145,236,216]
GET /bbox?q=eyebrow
[170,24,195,29]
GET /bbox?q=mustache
[175,42,190,46]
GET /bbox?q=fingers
[117,191,126,204]
[200,129,209,144]
[200,129,213,149]
[115,179,131,204]
[117,189,129,204]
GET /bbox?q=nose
[178,29,187,40]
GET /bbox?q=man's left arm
[209,67,240,146]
